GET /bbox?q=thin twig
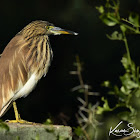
[76,55,89,106]
[76,114,91,140]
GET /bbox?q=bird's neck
[25,35,53,78]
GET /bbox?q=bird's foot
[6,119,34,124]
[6,114,35,124]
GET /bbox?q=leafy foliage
[96,0,140,121]
[44,118,53,125]
[0,120,9,131]
[96,0,140,139]
[73,0,140,139]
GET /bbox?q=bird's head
[20,20,78,38]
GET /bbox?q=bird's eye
[46,26,50,30]
[46,26,53,30]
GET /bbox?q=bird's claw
[5,119,35,124]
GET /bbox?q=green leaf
[96,6,104,14]
[129,13,139,27]
[118,111,132,121]
[73,126,84,137]
[44,118,53,125]
[120,74,138,94]
[107,31,123,40]
[116,106,136,122]
[121,55,129,70]
[121,55,137,77]
[120,25,127,33]
[102,80,110,88]
[0,121,9,131]
[128,105,137,116]
[118,106,137,122]
[135,89,140,97]
[96,97,113,114]
[100,14,118,26]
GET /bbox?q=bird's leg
[7,101,34,124]
[13,101,22,122]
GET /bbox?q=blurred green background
[1,0,140,126]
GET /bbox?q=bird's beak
[49,26,78,35]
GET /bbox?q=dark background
[1,0,140,126]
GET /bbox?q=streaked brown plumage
[0,20,77,122]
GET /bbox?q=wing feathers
[0,35,29,117]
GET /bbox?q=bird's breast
[15,37,53,99]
